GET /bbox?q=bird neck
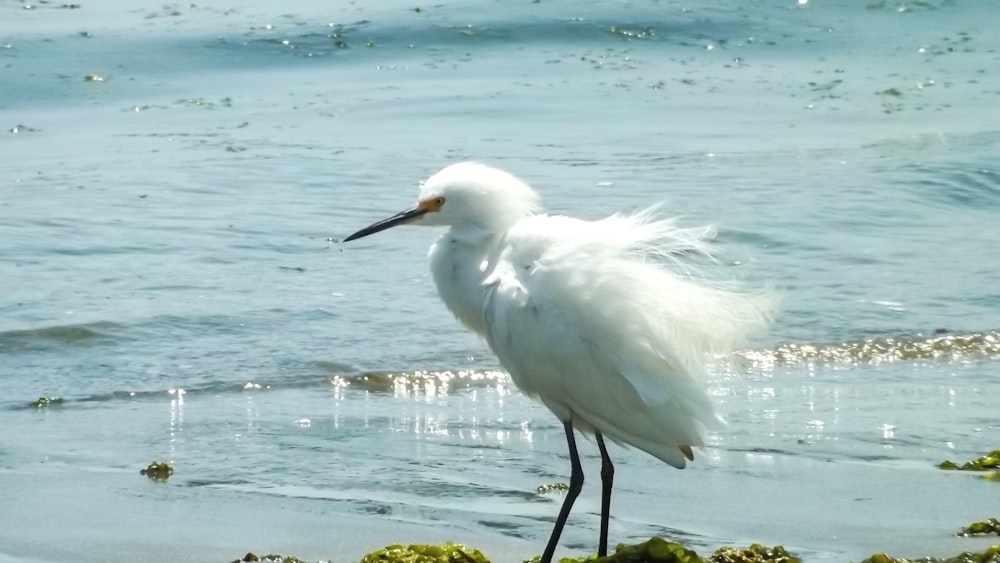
[428,227,499,337]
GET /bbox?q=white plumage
[483,212,764,467]
[344,161,773,562]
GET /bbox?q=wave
[6,319,997,410]
[7,320,995,366]
[740,331,1000,366]
[337,369,509,394]
[0,321,125,352]
[5,361,510,409]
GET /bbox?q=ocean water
[2,1,999,561]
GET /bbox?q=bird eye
[434,197,446,208]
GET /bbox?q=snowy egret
[344,162,772,562]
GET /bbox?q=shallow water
[2,1,999,562]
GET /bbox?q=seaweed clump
[958,518,1000,537]
[711,544,800,563]
[140,461,174,481]
[861,545,1000,563]
[361,542,489,563]
[939,449,1000,471]
[579,536,701,562]
[536,482,569,494]
[30,396,64,408]
[524,537,794,563]
[939,449,1000,481]
[232,553,310,563]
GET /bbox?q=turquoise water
[2,1,999,561]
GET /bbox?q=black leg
[596,432,614,557]
[540,419,584,563]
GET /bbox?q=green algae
[233,554,311,563]
[862,545,1000,563]
[939,450,1000,481]
[234,537,1000,563]
[140,460,174,481]
[30,396,64,408]
[711,544,800,563]
[958,518,1000,537]
[536,482,569,494]
[600,537,701,563]
[360,542,489,563]
[521,537,790,563]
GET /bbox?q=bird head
[344,162,540,242]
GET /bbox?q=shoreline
[2,465,996,563]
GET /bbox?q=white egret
[344,162,772,562]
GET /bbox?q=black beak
[343,206,428,242]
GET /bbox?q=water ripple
[909,163,1000,211]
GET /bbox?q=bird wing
[482,211,773,468]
